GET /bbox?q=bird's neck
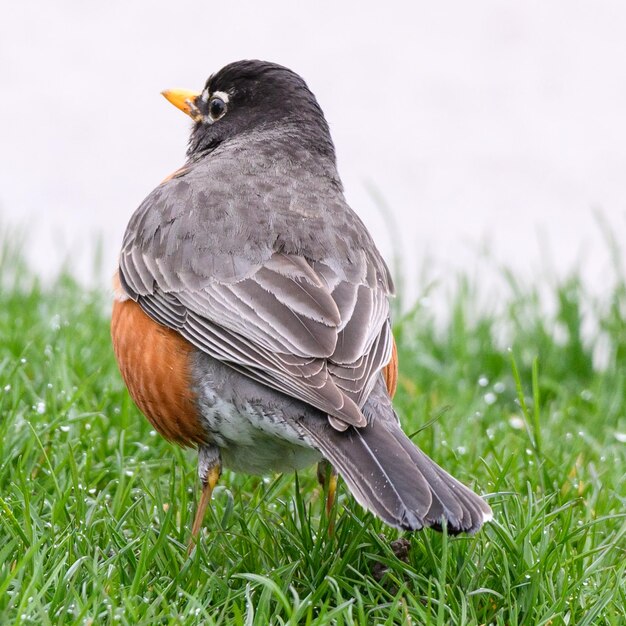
[189,118,336,162]
[188,122,342,190]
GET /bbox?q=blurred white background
[1,1,625,303]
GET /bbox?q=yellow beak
[161,89,202,120]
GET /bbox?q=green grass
[1,242,625,625]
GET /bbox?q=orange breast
[383,337,398,399]
[111,293,206,447]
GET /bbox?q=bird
[111,60,492,543]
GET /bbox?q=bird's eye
[209,96,226,120]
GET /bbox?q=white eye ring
[211,91,230,104]
[208,97,226,121]
[201,90,230,123]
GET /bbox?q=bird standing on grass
[111,60,492,543]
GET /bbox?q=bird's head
[162,60,334,161]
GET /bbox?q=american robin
[111,60,492,542]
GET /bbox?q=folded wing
[120,248,393,430]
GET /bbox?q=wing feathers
[121,249,392,430]
[254,266,341,325]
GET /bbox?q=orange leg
[317,459,338,534]
[188,447,221,554]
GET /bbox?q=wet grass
[1,244,625,625]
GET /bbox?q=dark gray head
[167,60,335,162]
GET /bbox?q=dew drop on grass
[478,376,489,387]
[3,384,10,392]
[484,392,497,405]
[509,415,525,430]
[493,381,506,393]
[60,425,70,433]
[36,401,46,414]
[615,433,626,443]
[580,389,593,402]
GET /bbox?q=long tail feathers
[299,412,492,534]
